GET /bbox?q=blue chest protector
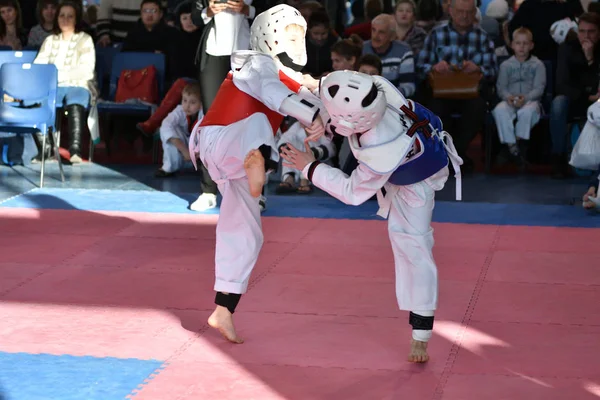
[387,102,449,186]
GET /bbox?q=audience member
[394,0,427,56]
[358,53,383,75]
[417,0,496,172]
[304,9,340,77]
[96,0,168,47]
[363,13,416,97]
[27,0,57,48]
[550,12,600,179]
[34,0,96,163]
[330,35,363,71]
[0,0,27,49]
[492,27,546,166]
[156,82,203,177]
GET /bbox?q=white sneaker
[259,195,267,212]
[190,193,217,211]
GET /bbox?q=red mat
[0,208,599,400]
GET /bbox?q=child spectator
[492,27,546,165]
[358,53,383,75]
[155,82,203,177]
[330,34,363,71]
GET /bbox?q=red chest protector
[199,70,302,135]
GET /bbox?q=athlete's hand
[301,74,319,91]
[280,141,316,171]
[304,114,325,142]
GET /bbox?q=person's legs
[549,95,571,178]
[63,87,91,163]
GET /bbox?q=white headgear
[550,18,578,44]
[250,4,308,71]
[319,71,388,137]
[587,100,600,127]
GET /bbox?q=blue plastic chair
[97,52,166,115]
[0,45,12,51]
[0,63,64,187]
[0,50,38,69]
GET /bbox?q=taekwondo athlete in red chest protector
[187,4,325,344]
[281,71,463,363]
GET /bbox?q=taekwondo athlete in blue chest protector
[280,70,463,363]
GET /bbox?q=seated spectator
[363,13,416,97]
[122,0,176,60]
[492,27,546,166]
[156,82,203,177]
[417,0,496,172]
[358,53,383,75]
[34,0,96,163]
[330,34,363,71]
[304,9,340,78]
[137,0,203,136]
[0,0,27,49]
[550,13,600,179]
[394,0,427,55]
[27,0,57,49]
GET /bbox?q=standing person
[189,0,267,211]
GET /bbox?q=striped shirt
[417,21,497,80]
[362,40,416,98]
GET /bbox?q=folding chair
[0,63,63,187]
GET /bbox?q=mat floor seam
[432,225,502,400]
[0,187,38,207]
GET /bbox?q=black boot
[66,104,86,163]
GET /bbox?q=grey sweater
[496,55,546,102]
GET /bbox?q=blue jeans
[57,86,90,108]
[549,95,569,154]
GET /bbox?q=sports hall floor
[0,160,598,400]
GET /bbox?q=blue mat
[0,352,164,400]
[1,188,599,228]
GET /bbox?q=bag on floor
[569,122,600,170]
[0,133,25,166]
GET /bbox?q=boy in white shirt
[155,82,204,177]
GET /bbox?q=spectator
[190,0,267,212]
[363,13,416,97]
[155,82,203,177]
[96,0,168,47]
[330,34,363,71]
[27,0,57,49]
[0,0,27,49]
[415,0,443,33]
[508,0,583,61]
[417,0,496,172]
[34,0,96,163]
[492,27,546,166]
[304,9,340,77]
[122,0,175,59]
[136,0,203,136]
[344,0,383,40]
[394,0,427,56]
[550,12,600,179]
[358,53,383,75]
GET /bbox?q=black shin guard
[215,292,242,314]
[409,312,434,330]
[258,145,278,172]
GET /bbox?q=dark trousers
[197,54,231,195]
[427,96,487,162]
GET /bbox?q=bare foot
[408,339,429,363]
[207,306,244,344]
[244,149,266,198]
